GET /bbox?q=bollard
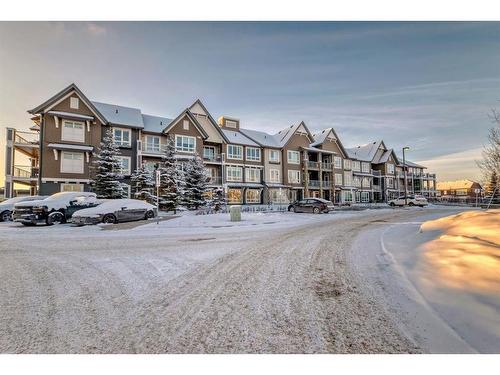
[230,205,241,222]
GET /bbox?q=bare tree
[478,109,500,193]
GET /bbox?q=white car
[0,196,48,222]
[388,194,428,207]
[72,199,157,225]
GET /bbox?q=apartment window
[343,191,353,203]
[361,191,370,203]
[226,120,237,129]
[288,170,300,184]
[269,149,280,163]
[387,177,394,188]
[335,173,343,186]
[116,156,131,175]
[203,146,216,160]
[113,128,131,147]
[353,176,361,188]
[344,159,352,170]
[227,144,243,160]
[334,156,342,169]
[353,161,361,171]
[60,151,84,174]
[61,183,84,192]
[287,150,300,164]
[362,177,371,188]
[246,147,261,161]
[227,188,242,203]
[145,135,160,153]
[62,120,85,143]
[183,120,189,130]
[362,162,370,173]
[387,163,395,174]
[269,189,289,204]
[70,97,79,109]
[226,166,243,181]
[245,189,261,204]
[344,171,353,186]
[269,169,280,183]
[175,135,195,153]
[245,168,260,183]
[143,161,156,173]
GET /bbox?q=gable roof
[374,148,399,164]
[346,140,383,162]
[437,180,481,191]
[188,99,229,143]
[142,114,173,134]
[221,129,259,146]
[28,83,107,124]
[274,121,314,148]
[92,101,144,128]
[163,108,209,139]
[239,128,281,148]
[311,127,349,158]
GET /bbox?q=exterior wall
[167,115,205,156]
[283,133,310,188]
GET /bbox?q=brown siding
[282,133,310,186]
[167,115,205,156]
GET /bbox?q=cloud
[86,23,107,36]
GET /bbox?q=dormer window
[226,120,237,128]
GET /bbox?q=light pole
[402,146,409,206]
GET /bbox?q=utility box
[230,205,241,222]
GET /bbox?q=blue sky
[1,21,500,183]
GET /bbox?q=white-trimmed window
[334,156,342,169]
[269,149,280,163]
[362,162,370,173]
[343,191,353,203]
[245,189,261,203]
[70,97,79,109]
[226,166,243,181]
[117,156,131,175]
[226,120,237,129]
[60,151,84,174]
[362,177,371,188]
[287,150,300,164]
[335,173,343,186]
[361,191,370,203]
[288,170,300,184]
[245,168,260,183]
[344,159,352,170]
[353,176,361,188]
[353,161,361,171]
[246,147,261,161]
[113,128,131,147]
[269,169,280,183]
[203,146,216,160]
[175,135,195,153]
[387,177,394,188]
[144,135,160,153]
[227,144,243,160]
[344,171,353,186]
[387,163,395,174]
[61,183,84,192]
[62,120,85,142]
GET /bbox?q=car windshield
[1,196,29,205]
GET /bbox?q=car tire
[313,207,320,214]
[288,206,293,212]
[46,211,65,226]
[0,210,11,222]
[389,202,395,207]
[145,210,155,220]
[293,207,298,213]
[102,214,117,224]
[408,202,415,207]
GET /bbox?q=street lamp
[402,146,410,206]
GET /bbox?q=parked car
[288,198,334,213]
[13,192,99,226]
[0,195,48,222]
[388,194,428,207]
[72,199,157,225]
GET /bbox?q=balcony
[321,162,333,170]
[11,165,39,183]
[207,176,223,185]
[142,145,163,155]
[306,161,319,169]
[308,180,320,187]
[322,180,333,188]
[203,153,223,163]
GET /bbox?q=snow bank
[73,199,155,217]
[419,209,500,292]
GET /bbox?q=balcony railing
[203,153,223,163]
[307,161,319,169]
[14,131,39,145]
[322,180,333,188]
[308,180,320,187]
[143,145,163,154]
[207,176,222,185]
[12,166,39,179]
[321,162,332,170]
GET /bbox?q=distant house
[436,179,483,200]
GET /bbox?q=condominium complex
[4,83,437,203]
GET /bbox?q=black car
[288,198,334,214]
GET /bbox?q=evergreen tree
[158,136,182,212]
[131,165,155,202]
[486,170,499,197]
[183,155,210,210]
[91,127,124,198]
[208,187,227,212]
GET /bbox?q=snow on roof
[310,128,333,147]
[47,111,94,120]
[373,149,394,164]
[274,122,310,147]
[222,129,259,146]
[142,114,172,134]
[436,180,479,191]
[239,128,281,148]
[398,159,425,168]
[346,141,382,162]
[92,101,144,128]
[73,199,154,217]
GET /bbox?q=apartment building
[436,180,483,200]
[4,83,437,203]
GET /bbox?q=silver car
[72,199,157,225]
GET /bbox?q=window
[344,159,352,170]
[143,161,156,173]
[203,146,215,160]
[269,149,280,163]
[344,171,353,186]
[145,135,160,153]
[227,188,242,203]
[183,120,189,130]
[226,120,237,129]
[288,170,300,184]
[62,120,85,142]
[226,166,243,181]
[361,191,370,203]
[353,176,361,188]
[343,191,353,203]
[113,128,131,147]
[353,161,361,171]
[287,150,300,164]
[246,147,261,161]
[269,188,289,204]
[245,168,260,183]
[175,135,195,153]
[362,177,371,188]
[387,177,394,188]
[70,97,79,109]
[334,156,342,169]
[61,183,84,192]
[335,173,343,186]
[269,169,280,183]
[116,156,131,175]
[362,162,370,173]
[227,144,243,160]
[245,189,261,203]
[387,163,395,174]
[60,151,84,174]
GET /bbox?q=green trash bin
[230,205,241,222]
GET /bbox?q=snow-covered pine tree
[158,136,182,212]
[183,155,210,210]
[91,127,124,199]
[130,165,155,202]
[208,186,227,212]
